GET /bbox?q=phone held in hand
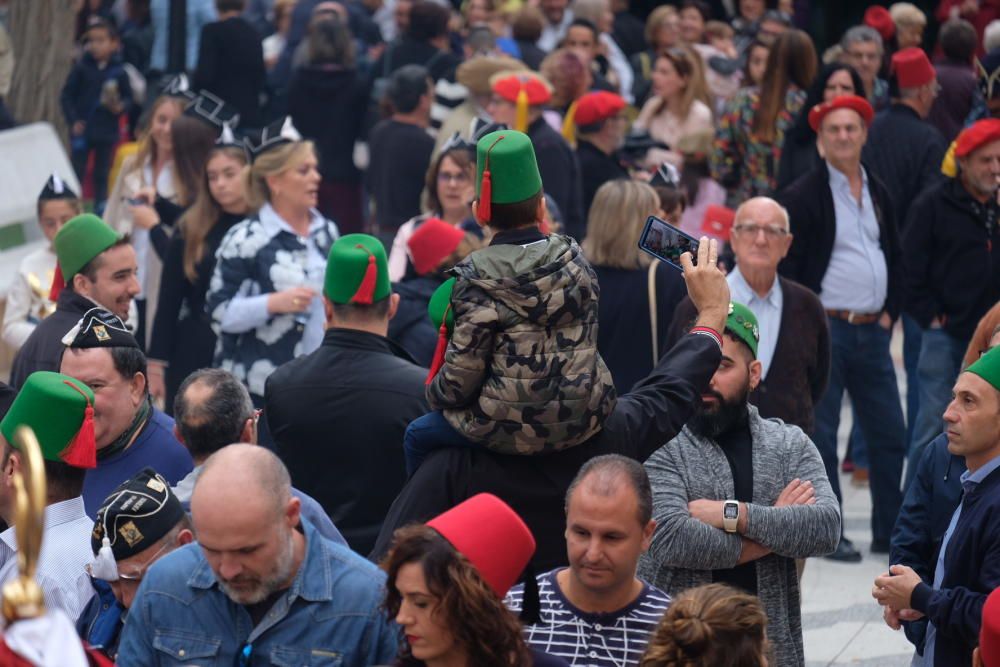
[637,215,700,271]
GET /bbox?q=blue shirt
[728,266,782,378]
[820,163,889,313]
[919,452,1000,664]
[117,518,399,666]
[150,0,217,72]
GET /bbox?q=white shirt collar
[258,203,326,242]
[730,265,780,305]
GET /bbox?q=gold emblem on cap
[146,477,165,493]
[118,521,144,547]
[94,325,110,342]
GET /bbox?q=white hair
[985,20,1000,54]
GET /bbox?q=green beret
[429,278,456,335]
[324,234,391,305]
[967,346,1000,392]
[726,302,759,359]
[475,130,542,211]
[0,371,96,468]
[54,214,121,281]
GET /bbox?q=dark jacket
[528,117,585,240]
[289,65,369,184]
[60,52,132,143]
[667,276,830,435]
[9,290,96,389]
[264,328,428,555]
[370,37,461,84]
[862,104,947,232]
[910,457,1000,667]
[371,331,721,569]
[367,119,434,231]
[775,125,820,194]
[388,276,441,367]
[929,60,979,143]
[576,140,629,218]
[890,433,964,655]
[902,177,1000,341]
[192,17,266,128]
[776,161,904,319]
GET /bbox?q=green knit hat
[54,214,121,282]
[967,346,1000,391]
[324,234,391,305]
[726,302,759,359]
[475,130,542,222]
[429,278,456,335]
[0,371,97,468]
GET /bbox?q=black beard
[688,387,750,440]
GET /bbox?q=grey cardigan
[637,405,840,667]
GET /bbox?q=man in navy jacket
[873,345,1000,667]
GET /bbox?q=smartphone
[638,215,700,271]
[123,197,145,206]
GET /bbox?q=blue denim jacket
[117,519,399,665]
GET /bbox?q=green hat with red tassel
[49,213,122,301]
[0,371,97,469]
[324,234,391,305]
[475,130,542,223]
[426,278,456,384]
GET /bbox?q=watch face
[724,504,739,520]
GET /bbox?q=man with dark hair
[0,371,101,620]
[266,234,427,555]
[58,308,192,515]
[10,214,140,388]
[172,368,346,545]
[640,303,840,667]
[367,64,436,243]
[505,454,670,666]
[929,19,980,142]
[538,0,573,51]
[573,90,629,215]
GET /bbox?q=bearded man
[637,303,841,667]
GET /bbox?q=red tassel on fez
[60,381,97,469]
[477,134,506,223]
[351,245,378,305]
[49,264,65,302]
[425,307,452,385]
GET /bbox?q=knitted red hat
[701,204,735,241]
[955,119,1000,158]
[808,95,874,132]
[574,91,626,127]
[427,494,536,598]
[407,218,466,276]
[891,47,935,89]
[863,5,895,42]
[981,587,1000,666]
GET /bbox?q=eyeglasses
[437,171,470,184]
[86,538,174,583]
[732,223,788,239]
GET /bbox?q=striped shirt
[505,568,671,667]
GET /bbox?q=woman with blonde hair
[639,583,770,667]
[631,5,681,105]
[205,117,339,415]
[633,46,714,168]
[583,180,686,393]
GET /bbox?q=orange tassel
[49,264,65,302]
[60,381,97,469]
[515,89,529,133]
[425,319,450,385]
[351,247,378,304]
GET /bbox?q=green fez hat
[726,302,759,359]
[429,278,456,335]
[475,130,542,222]
[967,346,1000,391]
[324,234,391,305]
[0,371,97,468]
[54,214,121,281]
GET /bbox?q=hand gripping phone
[638,215,700,271]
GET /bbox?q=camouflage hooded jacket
[426,233,617,454]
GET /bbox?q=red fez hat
[574,91,626,127]
[427,494,536,598]
[864,5,895,42]
[702,204,735,241]
[891,47,935,89]
[981,588,1000,666]
[407,218,466,276]
[491,72,552,106]
[808,95,875,132]
[954,119,1000,158]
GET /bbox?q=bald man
[117,445,398,665]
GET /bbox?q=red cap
[574,91,626,127]
[891,47,935,89]
[808,95,875,132]
[981,588,1000,666]
[491,72,552,106]
[427,494,536,598]
[954,119,1000,158]
[863,5,895,42]
[701,205,735,241]
[407,218,466,276]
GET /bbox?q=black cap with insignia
[91,467,185,561]
[244,116,302,163]
[184,90,241,133]
[38,173,79,203]
[62,308,140,350]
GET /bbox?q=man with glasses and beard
[638,303,840,667]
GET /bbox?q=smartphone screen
[638,215,700,270]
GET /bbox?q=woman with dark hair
[775,62,864,192]
[712,28,817,202]
[289,16,369,234]
[742,39,770,87]
[381,494,568,666]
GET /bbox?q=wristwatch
[723,500,740,533]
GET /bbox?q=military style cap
[91,467,185,562]
[726,302,759,359]
[62,308,140,350]
[245,116,301,163]
[50,214,122,300]
[967,345,1000,392]
[324,234,391,305]
[38,173,79,203]
[475,130,543,222]
[0,371,97,469]
[184,90,241,132]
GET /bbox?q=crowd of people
[4,0,1000,665]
